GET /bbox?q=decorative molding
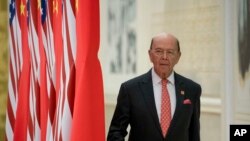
[235,112,250,123]
[201,97,221,114]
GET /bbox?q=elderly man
[107,32,202,141]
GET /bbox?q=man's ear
[148,50,153,62]
[176,52,181,64]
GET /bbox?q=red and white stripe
[6,0,105,140]
[6,3,22,140]
[52,0,76,140]
[28,0,41,140]
[40,1,57,141]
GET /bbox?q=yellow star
[38,0,41,9]
[20,1,25,16]
[53,0,58,14]
[75,0,78,12]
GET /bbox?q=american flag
[6,0,21,140]
[40,0,56,140]
[6,0,105,140]
[6,0,32,140]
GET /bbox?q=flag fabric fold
[6,0,105,140]
[72,0,105,140]
[7,0,31,140]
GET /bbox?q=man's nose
[162,51,169,59]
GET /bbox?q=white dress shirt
[151,68,176,120]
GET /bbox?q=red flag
[53,0,63,101]
[48,0,62,139]
[72,0,105,140]
[52,0,76,140]
[28,0,42,140]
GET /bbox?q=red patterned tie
[160,79,171,137]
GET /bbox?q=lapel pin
[181,90,185,95]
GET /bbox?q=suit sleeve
[189,84,202,141]
[107,83,130,141]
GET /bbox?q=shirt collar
[151,68,175,85]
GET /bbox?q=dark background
[230,125,250,141]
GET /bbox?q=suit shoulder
[122,72,149,87]
[176,73,201,89]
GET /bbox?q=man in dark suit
[107,32,202,141]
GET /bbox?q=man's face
[148,34,181,79]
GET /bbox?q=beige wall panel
[200,112,221,141]
[230,0,250,126]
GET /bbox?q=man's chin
[160,71,171,79]
[161,74,167,79]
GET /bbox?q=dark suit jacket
[107,70,202,141]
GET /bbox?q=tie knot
[161,79,168,86]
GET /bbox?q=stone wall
[0,7,8,141]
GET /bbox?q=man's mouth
[160,63,169,66]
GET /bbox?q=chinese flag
[72,0,105,140]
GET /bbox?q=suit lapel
[167,73,185,136]
[139,70,162,135]
[139,71,187,138]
